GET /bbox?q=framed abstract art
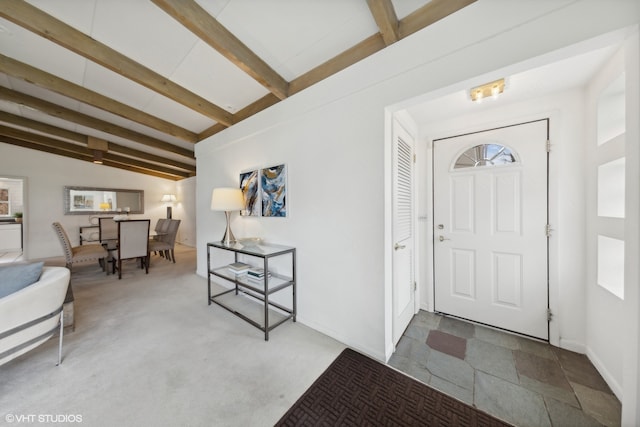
[239,164,287,218]
[239,169,260,216]
[261,164,287,217]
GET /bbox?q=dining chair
[150,218,169,256]
[98,217,118,249]
[52,222,108,273]
[112,219,150,279]
[153,218,170,239]
[149,219,181,263]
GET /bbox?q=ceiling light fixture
[87,136,109,164]
[470,78,505,103]
[92,150,103,164]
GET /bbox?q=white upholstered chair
[112,220,150,279]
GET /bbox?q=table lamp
[210,187,244,245]
[161,194,177,218]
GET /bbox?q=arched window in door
[453,143,517,169]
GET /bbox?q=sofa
[0,264,70,366]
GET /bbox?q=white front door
[392,120,416,344]
[433,120,549,339]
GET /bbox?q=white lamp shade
[161,194,177,202]
[211,187,244,211]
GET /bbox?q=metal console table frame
[207,241,296,341]
[79,224,99,245]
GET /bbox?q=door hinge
[413,153,416,163]
[547,308,553,322]
[546,140,551,153]
[414,281,417,292]
[545,224,553,237]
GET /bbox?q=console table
[207,241,296,341]
[79,224,100,245]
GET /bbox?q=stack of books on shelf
[228,262,250,275]
[247,267,271,283]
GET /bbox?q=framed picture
[239,170,260,216]
[71,193,95,211]
[261,164,287,217]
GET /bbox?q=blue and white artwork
[261,164,287,217]
[239,170,260,216]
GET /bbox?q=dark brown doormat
[276,348,513,426]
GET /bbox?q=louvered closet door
[392,121,415,344]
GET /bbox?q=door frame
[420,112,561,348]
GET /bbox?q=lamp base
[166,206,172,219]
[220,211,237,246]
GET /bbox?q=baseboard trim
[296,315,385,362]
[585,347,623,401]
[558,338,585,354]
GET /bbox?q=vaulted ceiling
[0,0,476,180]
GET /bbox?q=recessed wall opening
[597,235,625,299]
[597,73,626,146]
[597,158,625,218]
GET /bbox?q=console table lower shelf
[208,281,295,340]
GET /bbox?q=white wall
[584,31,640,414]
[175,176,196,248]
[0,144,195,258]
[621,28,640,425]
[585,46,626,399]
[196,99,388,357]
[195,0,639,362]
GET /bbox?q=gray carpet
[0,245,345,426]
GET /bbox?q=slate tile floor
[388,310,621,427]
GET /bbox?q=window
[0,178,24,217]
[454,144,517,169]
[0,188,8,216]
